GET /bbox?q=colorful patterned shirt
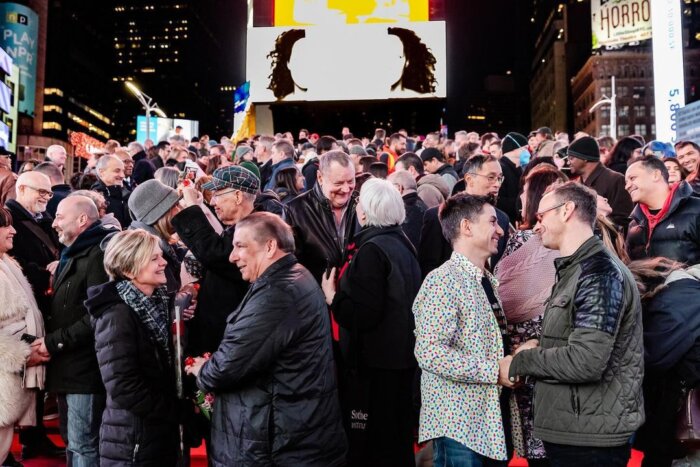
[414,251,507,461]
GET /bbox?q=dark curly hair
[388,27,437,94]
[267,29,307,100]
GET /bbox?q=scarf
[116,280,172,362]
[640,182,680,247]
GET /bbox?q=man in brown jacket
[567,136,634,230]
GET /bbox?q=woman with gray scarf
[86,229,179,466]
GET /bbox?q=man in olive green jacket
[505,182,644,467]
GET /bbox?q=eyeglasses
[211,189,238,200]
[535,202,567,222]
[468,173,505,184]
[24,185,54,198]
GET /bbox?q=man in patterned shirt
[414,194,514,466]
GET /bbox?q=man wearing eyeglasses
[418,154,511,278]
[0,147,17,205]
[505,182,643,467]
[5,171,64,460]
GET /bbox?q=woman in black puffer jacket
[86,230,179,466]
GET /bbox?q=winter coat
[171,205,249,356]
[302,156,319,191]
[5,199,60,315]
[46,184,72,219]
[331,225,421,370]
[44,222,111,393]
[0,167,16,206]
[509,237,644,447]
[635,266,700,461]
[402,191,427,250]
[287,182,359,283]
[197,254,347,467]
[418,204,510,278]
[434,163,459,191]
[87,281,179,467]
[264,158,296,191]
[581,163,633,230]
[91,179,132,228]
[0,262,33,427]
[626,181,700,265]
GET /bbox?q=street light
[125,81,167,143]
[589,75,617,140]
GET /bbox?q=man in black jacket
[34,195,111,465]
[91,154,131,228]
[625,155,700,264]
[5,171,64,459]
[567,136,633,231]
[388,170,427,250]
[497,132,526,224]
[418,154,510,277]
[172,166,282,356]
[187,213,347,467]
[287,150,359,283]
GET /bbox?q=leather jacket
[510,236,644,447]
[287,183,359,282]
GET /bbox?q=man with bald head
[91,154,131,228]
[34,195,112,465]
[5,171,64,459]
[45,145,68,173]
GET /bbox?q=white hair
[46,144,66,158]
[359,178,405,227]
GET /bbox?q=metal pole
[610,76,617,140]
[145,111,150,144]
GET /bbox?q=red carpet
[10,421,644,466]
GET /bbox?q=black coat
[44,222,111,393]
[5,199,60,315]
[497,157,523,224]
[418,204,510,278]
[582,163,633,230]
[331,225,421,370]
[302,157,319,191]
[635,276,700,461]
[91,180,132,228]
[626,181,700,265]
[402,191,427,251]
[287,182,359,283]
[197,255,347,467]
[171,206,249,356]
[132,151,156,185]
[87,281,179,467]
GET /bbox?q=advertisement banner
[247,21,446,102]
[651,0,685,143]
[591,0,651,49]
[135,116,200,144]
[0,3,38,116]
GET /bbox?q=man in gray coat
[504,182,644,467]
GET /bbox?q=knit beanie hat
[128,179,181,225]
[567,136,600,162]
[235,146,253,162]
[239,161,261,182]
[502,132,528,155]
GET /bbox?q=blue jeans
[433,437,508,467]
[543,441,631,467]
[57,394,106,467]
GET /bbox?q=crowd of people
[0,125,699,467]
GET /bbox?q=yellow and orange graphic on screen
[274,0,430,26]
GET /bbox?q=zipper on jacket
[63,281,70,309]
[132,443,139,463]
[570,386,580,417]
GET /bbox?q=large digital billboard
[0,3,38,116]
[247,0,446,103]
[591,0,651,49]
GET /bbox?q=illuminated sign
[591,0,651,49]
[651,0,685,143]
[0,46,11,75]
[0,81,10,113]
[0,3,38,116]
[247,0,445,103]
[135,116,200,144]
